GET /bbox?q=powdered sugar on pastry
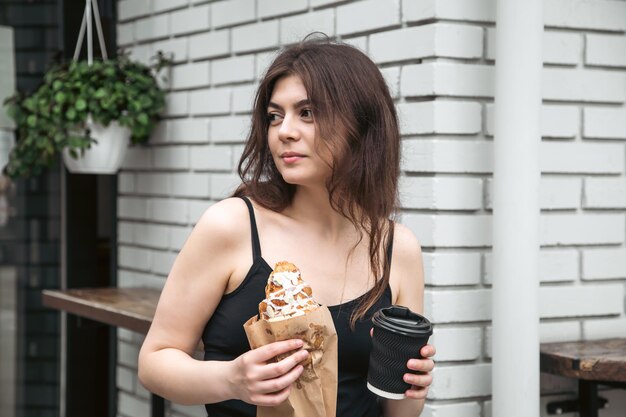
[259,261,319,321]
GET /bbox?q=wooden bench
[42,287,165,417]
[540,338,626,417]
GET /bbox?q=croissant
[259,261,319,321]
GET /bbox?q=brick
[584,107,626,140]
[118,246,151,271]
[118,270,165,289]
[128,44,152,66]
[148,198,189,224]
[259,0,308,19]
[118,0,151,22]
[403,0,494,23]
[134,223,169,249]
[541,142,624,174]
[539,321,581,343]
[233,21,279,53]
[117,22,134,46]
[430,364,491,399]
[189,30,230,60]
[256,51,280,80]
[189,88,231,116]
[116,365,135,393]
[117,221,133,244]
[399,176,483,210]
[540,284,623,318]
[421,402,482,417]
[169,118,210,143]
[164,91,189,117]
[583,318,626,340]
[118,391,150,417]
[429,327,482,361]
[211,56,255,85]
[169,403,208,417]
[121,146,152,170]
[171,62,211,90]
[542,214,625,246]
[402,139,491,174]
[135,14,170,42]
[152,146,190,170]
[118,173,136,193]
[311,0,344,7]
[211,0,255,28]
[170,5,211,35]
[583,248,626,280]
[342,36,368,53]
[188,200,211,222]
[380,66,400,99]
[486,28,582,65]
[170,173,211,198]
[484,249,579,284]
[422,252,482,286]
[540,105,579,139]
[151,250,177,275]
[370,24,482,64]
[232,84,257,113]
[210,116,250,143]
[402,63,492,98]
[586,34,626,68]
[543,69,626,103]
[170,225,193,250]
[337,0,400,36]
[545,0,626,32]
[210,173,242,199]
[153,0,187,13]
[584,177,626,209]
[484,177,582,210]
[280,9,335,44]
[118,197,148,220]
[397,102,482,135]
[190,145,233,171]
[404,214,492,248]
[151,37,188,63]
[426,288,490,322]
[137,173,172,196]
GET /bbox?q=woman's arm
[381,224,436,417]
[138,198,307,406]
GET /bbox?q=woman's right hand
[228,339,309,407]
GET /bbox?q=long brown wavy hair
[233,36,400,328]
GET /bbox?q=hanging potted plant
[2,50,170,178]
[2,0,170,178]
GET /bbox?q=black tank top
[203,197,393,417]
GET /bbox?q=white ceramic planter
[62,116,131,174]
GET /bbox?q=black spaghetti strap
[239,196,262,261]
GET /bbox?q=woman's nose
[278,115,300,142]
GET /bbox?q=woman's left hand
[403,344,435,400]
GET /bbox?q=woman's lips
[281,152,305,164]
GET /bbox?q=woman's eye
[301,109,313,119]
[267,113,282,124]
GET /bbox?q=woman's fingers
[257,363,305,394]
[404,372,432,387]
[407,358,434,373]
[259,349,309,380]
[250,339,304,363]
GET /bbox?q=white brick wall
[115,0,626,415]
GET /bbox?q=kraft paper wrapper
[243,306,338,417]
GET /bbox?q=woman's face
[267,75,332,187]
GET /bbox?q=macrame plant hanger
[73,0,108,65]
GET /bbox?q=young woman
[138,37,435,417]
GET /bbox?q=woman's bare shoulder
[194,197,251,243]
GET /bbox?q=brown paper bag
[243,306,338,417]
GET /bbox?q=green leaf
[66,108,76,120]
[75,98,87,110]
[137,113,149,126]
[27,115,37,127]
[54,91,66,103]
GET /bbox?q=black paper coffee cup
[367,305,433,399]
